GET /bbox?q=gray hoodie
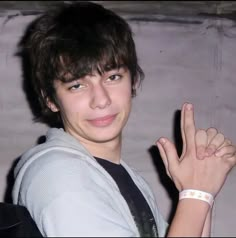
[12,128,168,237]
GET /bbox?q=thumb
[158,137,180,172]
[156,141,171,178]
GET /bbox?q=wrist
[179,189,214,207]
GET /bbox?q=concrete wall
[0,13,235,236]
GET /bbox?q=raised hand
[156,103,236,197]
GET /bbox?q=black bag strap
[0,203,42,237]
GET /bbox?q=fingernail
[186,103,193,110]
[159,138,166,145]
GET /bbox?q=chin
[89,131,121,143]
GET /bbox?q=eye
[69,83,85,91]
[107,74,122,82]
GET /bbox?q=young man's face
[49,67,133,145]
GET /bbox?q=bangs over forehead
[54,39,129,83]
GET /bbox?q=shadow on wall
[148,110,181,224]
[4,136,46,203]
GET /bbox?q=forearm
[201,207,213,237]
[167,199,210,237]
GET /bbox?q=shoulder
[16,145,117,206]
[14,142,102,206]
[20,147,99,194]
[15,149,112,222]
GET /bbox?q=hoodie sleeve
[15,150,138,237]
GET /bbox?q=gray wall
[0,6,236,236]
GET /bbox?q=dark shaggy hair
[19,1,144,127]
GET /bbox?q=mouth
[87,114,117,127]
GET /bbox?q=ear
[132,78,140,97]
[134,77,142,90]
[46,99,59,112]
[41,90,59,112]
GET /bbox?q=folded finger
[224,155,236,171]
[218,138,232,150]
[206,127,218,145]
[206,132,225,156]
[215,145,236,158]
[195,129,208,159]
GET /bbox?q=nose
[90,83,111,109]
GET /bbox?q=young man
[12,2,236,237]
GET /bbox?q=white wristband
[179,189,214,207]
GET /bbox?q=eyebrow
[58,64,128,84]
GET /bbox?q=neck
[79,137,122,164]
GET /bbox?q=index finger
[183,103,196,155]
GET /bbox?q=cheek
[123,83,132,101]
[120,80,132,98]
[115,86,132,109]
[56,96,84,115]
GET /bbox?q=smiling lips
[87,114,117,127]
